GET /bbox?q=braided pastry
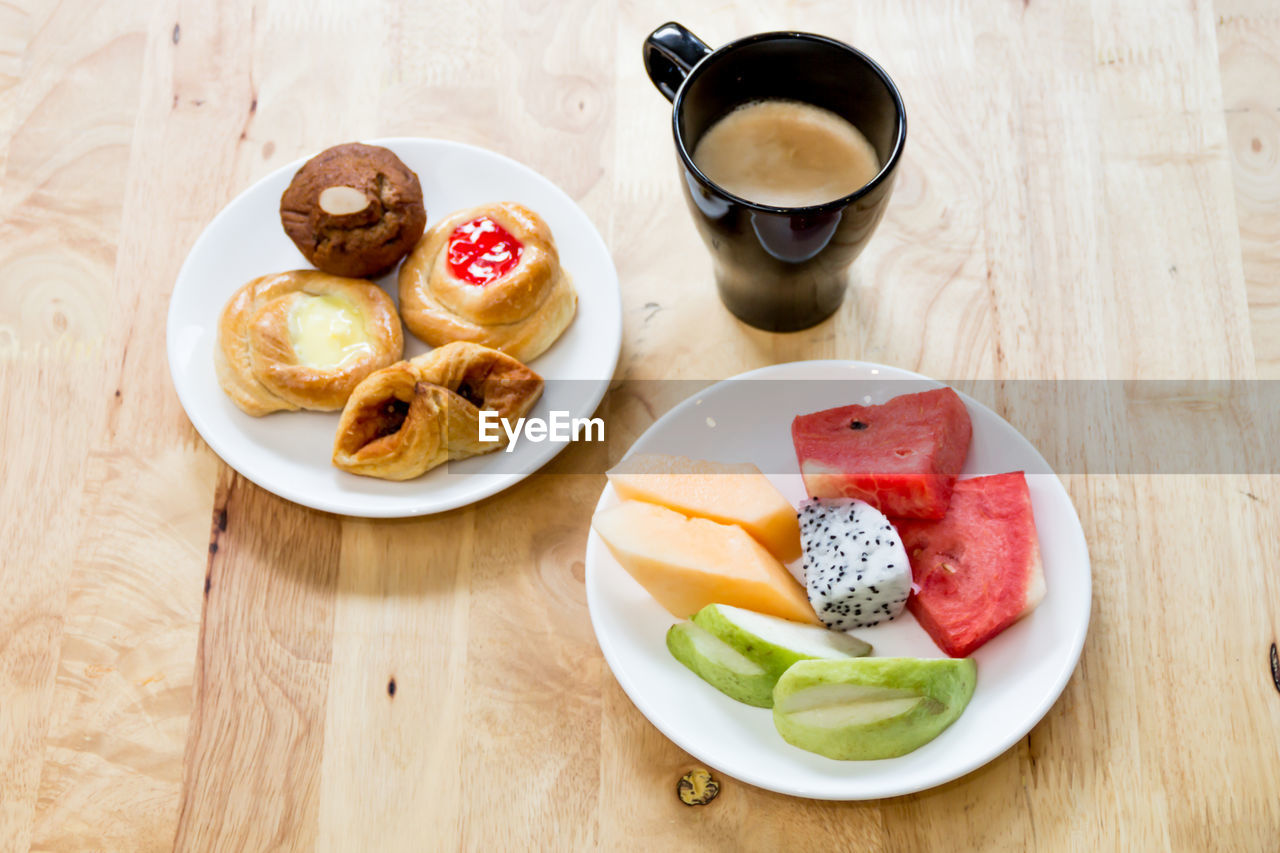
[397,202,576,362]
[332,342,544,480]
[215,270,403,416]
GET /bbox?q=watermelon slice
[895,472,1045,658]
[791,388,972,519]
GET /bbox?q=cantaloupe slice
[591,501,818,624]
[606,454,802,563]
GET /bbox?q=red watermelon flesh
[896,472,1045,658]
[791,387,972,519]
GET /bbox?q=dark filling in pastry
[449,359,544,419]
[453,380,485,408]
[373,397,411,439]
[340,393,414,456]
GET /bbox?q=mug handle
[643,22,712,102]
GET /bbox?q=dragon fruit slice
[799,497,911,630]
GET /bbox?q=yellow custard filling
[287,294,374,368]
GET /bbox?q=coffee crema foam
[692,99,880,208]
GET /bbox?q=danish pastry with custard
[216,270,404,416]
[397,202,576,363]
[332,342,544,480]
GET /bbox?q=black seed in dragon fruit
[798,497,912,630]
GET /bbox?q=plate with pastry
[168,138,621,517]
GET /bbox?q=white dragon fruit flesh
[799,497,912,630]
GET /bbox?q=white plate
[167,138,621,517]
[584,360,1091,800]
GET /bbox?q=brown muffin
[280,143,427,279]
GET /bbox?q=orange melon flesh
[592,501,818,624]
[606,454,802,563]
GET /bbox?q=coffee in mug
[643,23,907,332]
[691,99,880,208]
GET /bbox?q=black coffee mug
[643,23,907,332]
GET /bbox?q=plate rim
[166,136,622,517]
[584,359,1092,800]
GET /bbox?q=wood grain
[1218,1,1280,378]
[2,0,1279,850]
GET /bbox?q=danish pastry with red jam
[397,202,576,362]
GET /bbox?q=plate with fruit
[584,360,1090,800]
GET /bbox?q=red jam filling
[446,216,524,286]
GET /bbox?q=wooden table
[3,0,1279,849]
